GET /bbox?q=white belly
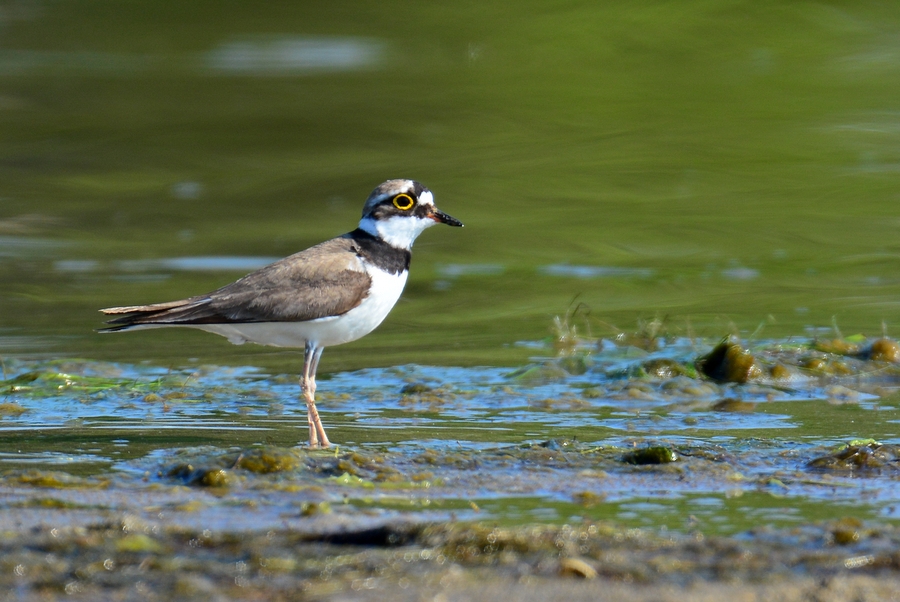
[190,267,408,348]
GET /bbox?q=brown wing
[100,235,371,330]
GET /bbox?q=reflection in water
[204,36,385,74]
[54,260,98,272]
[0,50,154,75]
[538,264,654,279]
[115,256,281,272]
[0,37,385,76]
[0,236,69,258]
[436,264,505,277]
[170,181,203,199]
[0,335,57,351]
[721,267,760,280]
[53,256,281,273]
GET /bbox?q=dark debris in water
[807,441,900,474]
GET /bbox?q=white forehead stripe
[418,190,434,206]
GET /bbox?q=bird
[100,179,462,448]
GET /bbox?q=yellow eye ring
[392,193,415,211]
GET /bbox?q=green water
[2,1,900,372]
[3,0,900,556]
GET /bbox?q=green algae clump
[0,402,27,415]
[116,533,166,553]
[864,338,900,362]
[329,472,375,488]
[572,491,605,507]
[558,556,598,579]
[12,470,108,489]
[234,447,302,474]
[401,382,433,395]
[696,337,762,383]
[814,338,861,356]
[641,358,689,379]
[622,447,678,465]
[711,398,757,413]
[168,464,233,487]
[807,441,900,472]
[507,363,569,383]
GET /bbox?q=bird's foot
[304,391,331,449]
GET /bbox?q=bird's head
[359,179,463,249]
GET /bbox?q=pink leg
[301,343,330,448]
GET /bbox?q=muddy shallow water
[4,334,900,599]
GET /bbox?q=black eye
[392,193,415,211]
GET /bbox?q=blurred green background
[2,1,900,372]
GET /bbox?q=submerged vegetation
[3,319,900,597]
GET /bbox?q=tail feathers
[101,299,194,315]
[99,297,215,331]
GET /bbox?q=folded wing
[100,236,371,330]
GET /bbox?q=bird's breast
[329,265,409,343]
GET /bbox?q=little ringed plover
[100,179,462,448]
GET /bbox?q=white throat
[359,215,436,250]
